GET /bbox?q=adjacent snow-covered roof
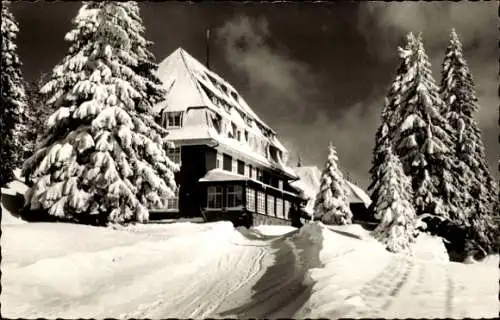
[345,181,372,208]
[291,166,372,213]
[154,47,296,179]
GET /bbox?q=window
[167,147,181,165]
[257,191,265,214]
[237,130,241,141]
[248,164,253,178]
[220,84,228,95]
[263,171,270,185]
[278,179,283,190]
[207,186,223,208]
[237,160,245,175]
[284,200,291,219]
[270,146,279,162]
[162,111,183,128]
[211,113,222,133]
[231,123,237,139]
[232,158,238,173]
[244,130,249,142]
[166,187,179,210]
[231,91,238,101]
[227,185,243,208]
[216,152,223,169]
[246,188,255,211]
[276,198,284,219]
[256,168,264,182]
[223,154,232,171]
[267,194,275,216]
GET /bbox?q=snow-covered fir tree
[368,33,417,209]
[439,29,498,219]
[392,34,460,220]
[313,143,353,225]
[372,147,419,253]
[23,1,178,225]
[1,3,26,187]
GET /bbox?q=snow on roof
[291,166,372,209]
[199,169,300,198]
[345,181,372,207]
[164,108,213,141]
[213,135,297,179]
[155,47,271,132]
[154,47,294,178]
[199,169,249,182]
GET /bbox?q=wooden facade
[199,177,304,227]
[151,144,306,227]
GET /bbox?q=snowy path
[1,220,498,319]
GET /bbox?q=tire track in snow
[121,230,273,319]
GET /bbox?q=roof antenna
[297,154,303,167]
[205,27,211,70]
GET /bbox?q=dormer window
[220,84,228,95]
[231,91,238,101]
[162,111,183,128]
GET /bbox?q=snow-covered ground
[2,177,498,318]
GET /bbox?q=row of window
[206,185,291,219]
[207,185,243,209]
[216,152,283,189]
[159,108,282,163]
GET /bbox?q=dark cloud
[215,15,320,122]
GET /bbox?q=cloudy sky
[10,1,498,188]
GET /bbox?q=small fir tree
[1,4,26,186]
[372,147,419,253]
[23,1,177,225]
[313,143,353,225]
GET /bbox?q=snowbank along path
[2,215,498,318]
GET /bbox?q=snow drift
[1,212,497,319]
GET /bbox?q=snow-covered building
[152,48,305,226]
[291,166,373,222]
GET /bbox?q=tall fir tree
[23,1,177,225]
[372,147,419,253]
[1,3,26,186]
[313,143,353,225]
[439,29,498,219]
[392,34,460,220]
[368,33,418,210]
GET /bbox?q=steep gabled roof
[154,48,272,132]
[154,47,296,178]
